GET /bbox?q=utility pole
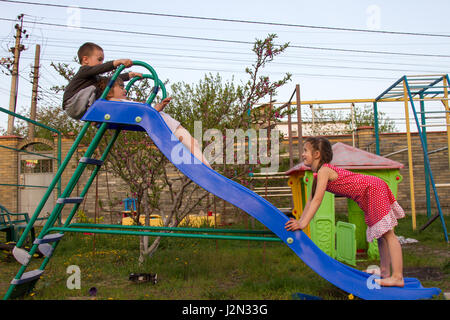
[7,14,27,135]
[28,44,40,142]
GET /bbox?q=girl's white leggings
[173,126,211,167]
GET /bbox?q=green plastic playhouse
[286,142,404,266]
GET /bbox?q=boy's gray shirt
[62,61,130,109]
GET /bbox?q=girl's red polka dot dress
[322,163,405,242]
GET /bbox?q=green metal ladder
[3,61,281,300]
[2,61,160,300]
[3,120,118,299]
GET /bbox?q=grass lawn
[0,213,448,300]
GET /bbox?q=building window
[21,159,53,174]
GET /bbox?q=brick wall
[0,136,21,212]
[1,127,448,222]
[58,126,450,220]
[374,129,449,213]
[325,128,449,215]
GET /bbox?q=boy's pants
[64,85,97,120]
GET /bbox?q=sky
[1,0,450,133]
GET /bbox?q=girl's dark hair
[304,137,333,198]
[97,77,124,99]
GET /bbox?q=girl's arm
[302,196,312,217]
[285,168,329,231]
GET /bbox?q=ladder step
[37,243,54,258]
[9,280,38,299]
[57,197,84,204]
[33,233,64,244]
[435,183,450,187]
[79,157,104,166]
[11,269,44,285]
[12,247,31,265]
[420,124,450,127]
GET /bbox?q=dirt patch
[403,267,445,282]
[402,243,450,260]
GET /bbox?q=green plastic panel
[367,239,380,260]
[336,221,356,266]
[304,172,335,258]
[347,200,367,251]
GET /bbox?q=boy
[62,42,141,120]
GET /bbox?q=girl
[101,77,211,168]
[285,137,405,287]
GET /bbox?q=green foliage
[310,104,396,135]
[243,34,291,108]
[168,73,244,133]
[353,104,396,132]
[12,33,292,260]
[75,209,104,224]
[0,56,13,75]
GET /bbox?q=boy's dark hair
[304,137,333,198]
[77,42,103,63]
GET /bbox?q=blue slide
[83,99,441,300]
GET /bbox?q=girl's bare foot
[375,276,404,287]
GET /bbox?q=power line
[2,17,449,59]
[19,49,449,75]
[18,45,427,81]
[29,45,447,74]
[2,0,450,39]
[25,35,450,70]
[17,56,397,81]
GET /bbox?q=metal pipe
[125,74,167,100]
[14,122,90,248]
[404,79,448,242]
[0,144,57,160]
[420,93,431,219]
[68,223,275,235]
[402,78,417,230]
[38,130,122,272]
[47,227,282,242]
[442,75,450,168]
[373,101,380,155]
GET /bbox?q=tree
[0,57,13,75]
[305,103,396,135]
[352,104,396,133]
[25,33,291,264]
[136,34,292,261]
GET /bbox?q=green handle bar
[100,60,163,105]
[126,74,167,100]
